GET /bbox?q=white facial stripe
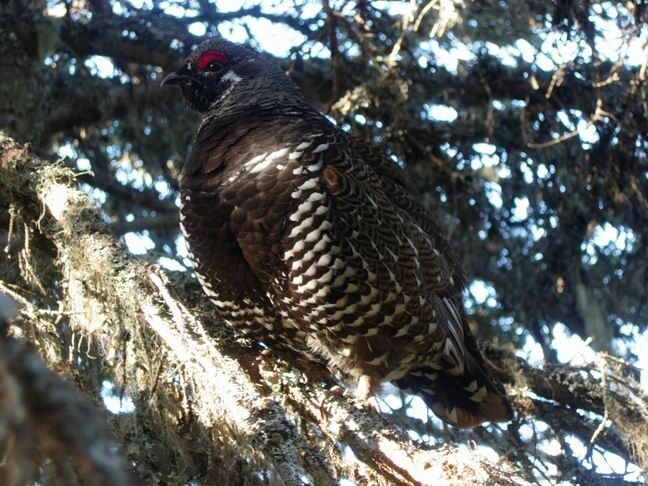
[222,70,243,83]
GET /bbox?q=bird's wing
[299,129,468,372]
[348,136,466,291]
[341,135,510,426]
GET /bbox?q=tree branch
[45,79,176,138]
[109,214,179,235]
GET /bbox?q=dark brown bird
[162,39,511,427]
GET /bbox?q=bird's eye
[197,50,228,71]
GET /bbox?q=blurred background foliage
[1,0,647,483]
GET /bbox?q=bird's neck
[204,72,318,120]
[200,97,321,130]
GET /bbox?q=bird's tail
[398,352,512,428]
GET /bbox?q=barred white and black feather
[168,38,512,427]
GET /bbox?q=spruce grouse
[162,39,511,427]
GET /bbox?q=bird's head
[162,39,298,114]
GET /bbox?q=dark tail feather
[398,354,512,428]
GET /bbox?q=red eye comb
[198,50,228,70]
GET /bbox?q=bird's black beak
[161,71,191,86]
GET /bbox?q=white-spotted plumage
[173,38,511,429]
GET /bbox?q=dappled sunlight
[2,0,646,483]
